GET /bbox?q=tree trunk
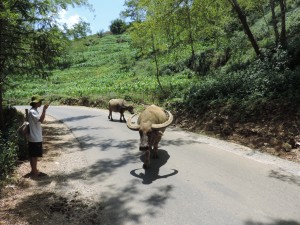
[229,0,261,56]
[0,26,4,132]
[279,0,287,49]
[185,0,195,63]
[269,0,280,46]
[151,35,163,93]
[0,84,4,132]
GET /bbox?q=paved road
[17,106,300,225]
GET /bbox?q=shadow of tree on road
[14,167,176,225]
[245,219,300,225]
[61,115,98,122]
[99,180,176,225]
[13,191,107,225]
[75,136,138,152]
[269,170,300,187]
[160,137,207,146]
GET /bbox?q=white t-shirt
[28,108,43,142]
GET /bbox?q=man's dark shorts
[28,142,43,157]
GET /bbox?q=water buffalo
[108,99,134,122]
[127,104,173,169]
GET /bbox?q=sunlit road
[17,106,300,225]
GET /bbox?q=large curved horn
[152,110,173,130]
[126,113,140,131]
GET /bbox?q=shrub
[0,107,28,181]
[0,131,18,180]
[110,19,127,35]
[183,47,300,117]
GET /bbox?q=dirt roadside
[0,116,107,225]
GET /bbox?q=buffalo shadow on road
[130,149,179,185]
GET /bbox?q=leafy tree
[64,18,91,39]
[128,0,232,72]
[267,0,288,48]
[227,0,261,56]
[227,0,289,52]
[0,0,89,131]
[97,29,105,38]
[110,19,127,34]
[126,0,291,72]
[278,0,287,48]
[270,0,280,46]
[121,0,146,22]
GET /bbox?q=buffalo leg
[143,150,150,169]
[120,113,125,122]
[152,137,161,159]
[108,110,113,120]
[153,147,159,159]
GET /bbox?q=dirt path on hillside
[0,116,107,225]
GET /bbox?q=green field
[7,34,193,108]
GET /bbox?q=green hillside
[7,34,192,108]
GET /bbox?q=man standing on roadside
[28,95,49,177]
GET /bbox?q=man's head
[30,95,44,107]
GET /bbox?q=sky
[58,0,127,34]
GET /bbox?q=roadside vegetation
[1,0,300,183]
[0,107,28,183]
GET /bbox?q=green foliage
[0,0,90,130]
[5,33,194,106]
[183,47,300,119]
[64,18,92,39]
[0,107,27,180]
[0,131,18,180]
[110,19,127,35]
[121,0,145,22]
[0,0,88,78]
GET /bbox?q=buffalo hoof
[143,163,150,169]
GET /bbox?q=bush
[0,107,28,180]
[109,19,127,35]
[0,130,18,180]
[183,48,300,116]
